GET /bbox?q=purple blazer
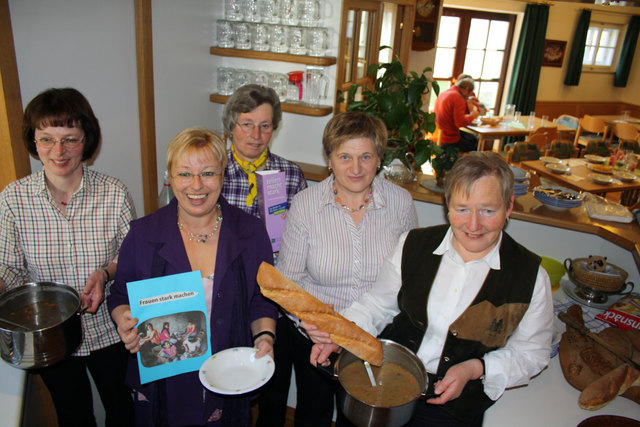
[107,196,276,425]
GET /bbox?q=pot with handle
[322,339,432,427]
[0,282,84,369]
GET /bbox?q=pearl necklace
[333,184,372,213]
[178,204,223,243]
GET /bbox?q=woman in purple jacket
[108,127,277,426]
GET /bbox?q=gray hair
[222,84,282,136]
[456,78,475,92]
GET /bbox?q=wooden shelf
[210,46,337,66]
[210,94,333,116]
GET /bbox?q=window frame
[582,21,625,73]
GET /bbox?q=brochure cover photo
[127,271,211,384]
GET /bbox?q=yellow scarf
[232,145,268,206]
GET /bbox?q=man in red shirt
[434,78,480,152]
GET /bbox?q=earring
[328,166,332,172]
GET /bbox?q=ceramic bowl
[546,163,570,174]
[589,173,613,185]
[613,170,638,182]
[584,154,608,164]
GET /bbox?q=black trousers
[406,402,484,427]
[256,317,335,427]
[37,342,134,427]
[444,132,478,152]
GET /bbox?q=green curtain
[614,15,640,87]
[506,4,549,115]
[564,10,591,86]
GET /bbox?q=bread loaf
[256,262,383,366]
[579,364,640,410]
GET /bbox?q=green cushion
[512,143,541,162]
[585,141,610,157]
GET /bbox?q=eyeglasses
[35,136,84,149]
[174,171,221,184]
[237,121,273,134]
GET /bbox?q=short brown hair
[444,151,514,210]
[322,112,387,159]
[22,88,101,161]
[222,84,282,136]
[166,127,227,176]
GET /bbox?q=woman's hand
[253,334,275,360]
[82,270,107,313]
[426,358,483,405]
[111,305,140,353]
[310,343,341,367]
[300,320,332,344]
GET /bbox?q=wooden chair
[554,114,579,141]
[528,126,558,152]
[574,115,608,155]
[619,139,640,153]
[507,141,541,163]
[545,140,576,159]
[584,140,611,157]
[611,122,639,150]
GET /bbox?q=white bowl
[613,170,638,182]
[540,156,561,164]
[546,163,570,174]
[584,154,608,164]
[589,173,613,185]
[199,347,274,395]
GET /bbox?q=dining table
[520,158,640,206]
[463,116,574,151]
[593,114,640,131]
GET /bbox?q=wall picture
[542,39,567,67]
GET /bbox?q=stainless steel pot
[329,339,429,427]
[0,282,83,369]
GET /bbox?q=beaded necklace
[178,203,223,243]
[333,184,372,213]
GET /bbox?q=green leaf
[414,139,432,168]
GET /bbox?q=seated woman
[108,127,277,426]
[262,112,418,427]
[308,152,554,426]
[221,84,307,217]
[0,87,135,427]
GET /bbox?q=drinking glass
[504,104,515,121]
[304,66,329,105]
[288,26,307,55]
[622,110,631,122]
[269,72,289,101]
[243,0,261,22]
[307,27,329,57]
[514,111,521,123]
[233,22,251,50]
[252,70,270,87]
[297,0,320,27]
[527,111,536,129]
[279,0,298,25]
[225,0,244,21]
[259,0,280,24]
[217,67,236,95]
[234,69,253,90]
[541,115,549,127]
[270,24,288,53]
[252,23,270,51]
[216,20,235,48]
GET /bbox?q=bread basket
[480,116,502,126]
[564,258,628,292]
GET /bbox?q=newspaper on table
[127,271,211,384]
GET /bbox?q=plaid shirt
[0,165,136,355]
[222,150,308,217]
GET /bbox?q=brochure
[255,170,288,252]
[127,271,211,384]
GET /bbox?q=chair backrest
[614,122,639,142]
[575,115,608,149]
[524,133,551,152]
[555,115,579,130]
[584,140,610,157]
[528,126,558,149]
[546,140,574,159]
[511,142,541,162]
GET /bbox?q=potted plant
[430,145,459,187]
[344,47,440,169]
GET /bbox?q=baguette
[579,364,640,410]
[256,262,383,366]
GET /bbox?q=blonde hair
[166,127,227,175]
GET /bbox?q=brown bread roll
[256,262,384,366]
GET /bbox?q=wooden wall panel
[535,101,640,121]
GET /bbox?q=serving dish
[199,347,274,395]
[584,154,608,164]
[533,185,584,211]
[612,169,638,182]
[479,116,502,126]
[589,173,613,185]
[546,163,570,174]
[587,163,613,174]
[509,164,531,182]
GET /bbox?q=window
[583,22,623,72]
[335,0,416,112]
[430,8,515,115]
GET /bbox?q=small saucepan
[0,282,84,369]
[322,339,431,427]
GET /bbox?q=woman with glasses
[108,127,277,426]
[0,87,136,426]
[221,84,306,218]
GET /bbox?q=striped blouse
[277,173,418,311]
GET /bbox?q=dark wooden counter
[296,162,640,272]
